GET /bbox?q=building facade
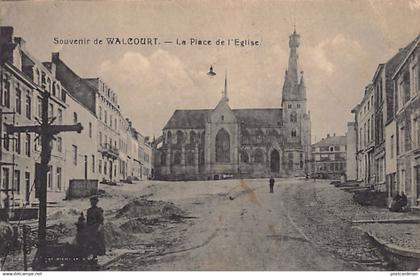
[352,84,375,186]
[0,26,153,209]
[154,30,311,180]
[309,134,347,179]
[394,36,420,206]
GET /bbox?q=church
[154,30,311,180]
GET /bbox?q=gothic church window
[176,130,184,145]
[291,129,297,137]
[215,128,230,163]
[161,153,166,165]
[240,151,249,163]
[256,130,264,143]
[242,129,251,144]
[254,149,264,163]
[190,131,196,144]
[174,151,182,165]
[186,151,195,165]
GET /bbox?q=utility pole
[6,90,82,268]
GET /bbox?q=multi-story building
[394,35,420,207]
[0,26,153,210]
[52,54,121,183]
[352,84,375,186]
[309,134,347,179]
[0,27,71,204]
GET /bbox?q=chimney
[52,52,60,63]
[0,26,14,44]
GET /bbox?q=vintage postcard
[0,0,419,273]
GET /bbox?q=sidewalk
[333,181,420,269]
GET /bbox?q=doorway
[270,150,280,173]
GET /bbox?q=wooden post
[22,224,29,271]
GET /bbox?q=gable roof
[163,108,283,130]
[312,135,346,147]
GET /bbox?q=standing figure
[269,177,275,193]
[86,196,106,256]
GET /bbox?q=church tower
[281,29,311,175]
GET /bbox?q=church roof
[163,108,283,130]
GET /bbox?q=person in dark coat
[390,192,403,212]
[86,196,106,256]
[269,177,275,193]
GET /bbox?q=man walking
[269,177,275,193]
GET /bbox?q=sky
[1,0,419,142]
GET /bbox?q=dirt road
[103,178,389,270]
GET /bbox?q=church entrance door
[270,150,280,173]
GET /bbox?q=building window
[1,168,9,190]
[37,97,42,118]
[291,130,297,137]
[399,127,405,155]
[99,132,103,145]
[254,149,264,163]
[48,103,53,120]
[3,128,9,151]
[2,79,10,108]
[186,151,195,165]
[99,106,102,120]
[160,153,166,165]
[89,122,92,138]
[25,133,31,157]
[56,167,62,191]
[25,95,31,119]
[24,172,30,203]
[57,137,62,152]
[47,166,52,190]
[390,135,394,158]
[15,87,22,114]
[288,104,292,109]
[215,128,230,162]
[297,103,301,109]
[72,145,78,165]
[57,108,63,124]
[176,131,184,145]
[73,112,78,123]
[290,111,297,123]
[98,159,102,174]
[241,150,249,163]
[91,155,95,173]
[13,169,20,195]
[15,133,21,154]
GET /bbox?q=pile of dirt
[116,198,185,220]
[120,218,154,233]
[46,222,75,242]
[104,222,133,247]
[49,208,80,221]
[97,189,112,198]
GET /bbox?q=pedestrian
[269,177,275,193]
[86,196,106,257]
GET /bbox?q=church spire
[282,28,304,104]
[287,28,300,84]
[222,71,228,101]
